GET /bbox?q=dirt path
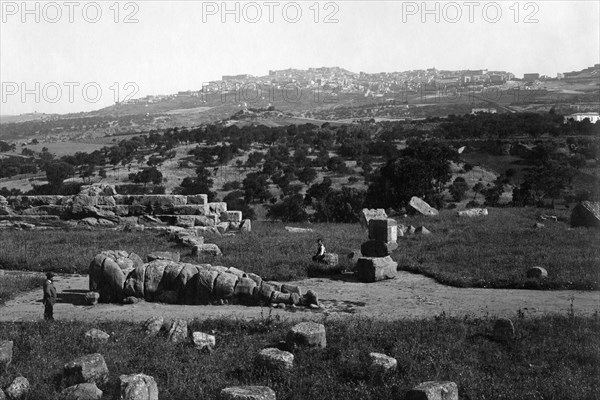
[1,271,599,323]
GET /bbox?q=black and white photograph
[0,0,599,398]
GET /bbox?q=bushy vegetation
[0,315,598,399]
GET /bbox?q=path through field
[2,271,599,323]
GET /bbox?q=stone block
[60,383,103,400]
[192,332,216,351]
[193,244,223,257]
[195,215,219,227]
[221,211,242,223]
[175,215,195,228]
[143,316,164,336]
[5,376,29,400]
[63,354,109,386]
[216,222,229,234]
[257,348,294,371]
[355,256,397,283]
[408,196,439,216]
[117,374,158,400]
[214,273,238,298]
[368,352,397,375]
[208,202,227,213]
[360,208,388,230]
[84,292,100,306]
[368,218,398,243]
[405,381,458,400]
[220,386,276,400]
[526,266,548,279]
[173,205,209,215]
[84,329,110,344]
[240,219,252,232]
[0,340,13,370]
[167,319,188,343]
[180,235,205,248]
[360,240,398,257]
[286,322,327,349]
[187,194,208,205]
[457,208,488,217]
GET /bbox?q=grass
[0,314,598,400]
[1,207,598,289]
[0,272,45,304]
[394,208,600,290]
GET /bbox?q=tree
[297,166,317,185]
[312,187,366,223]
[512,160,575,206]
[129,167,163,186]
[449,177,469,201]
[266,194,308,222]
[365,141,457,210]
[243,173,270,203]
[45,161,74,187]
[177,166,215,199]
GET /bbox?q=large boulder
[144,260,170,301]
[167,319,188,343]
[192,332,216,351]
[193,269,219,304]
[214,273,238,299]
[570,201,600,228]
[123,264,147,299]
[116,373,159,400]
[63,353,109,386]
[405,381,458,400]
[220,386,276,400]
[143,316,164,337]
[355,256,397,283]
[408,196,439,216]
[360,208,388,230]
[59,383,103,400]
[5,376,29,400]
[526,266,548,279]
[256,348,294,371]
[368,352,397,376]
[84,329,110,344]
[221,211,242,223]
[286,322,326,349]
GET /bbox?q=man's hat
[46,272,55,279]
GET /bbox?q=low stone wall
[0,185,248,231]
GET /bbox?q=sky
[1,0,599,115]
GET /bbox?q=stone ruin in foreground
[0,184,250,234]
[89,250,319,308]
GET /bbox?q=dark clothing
[43,279,57,321]
[312,243,326,262]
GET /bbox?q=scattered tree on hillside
[267,194,308,222]
[243,173,270,203]
[365,141,457,210]
[45,161,74,187]
[177,166,216,200]
[129,167,163,186]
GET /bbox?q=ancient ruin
[355,218,398,282]
[0,184,250,234]
[89,250,319,308]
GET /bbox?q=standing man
[312,238,326,263]
[43,272,57,321]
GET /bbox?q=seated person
[312,238,326,262]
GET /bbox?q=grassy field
[0,315,598,400]
[0,207,598,290]
[0,272,45,304]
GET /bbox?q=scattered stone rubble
[0,185,251,235]
[408,196,439,216]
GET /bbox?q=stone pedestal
[355,256,397,282]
